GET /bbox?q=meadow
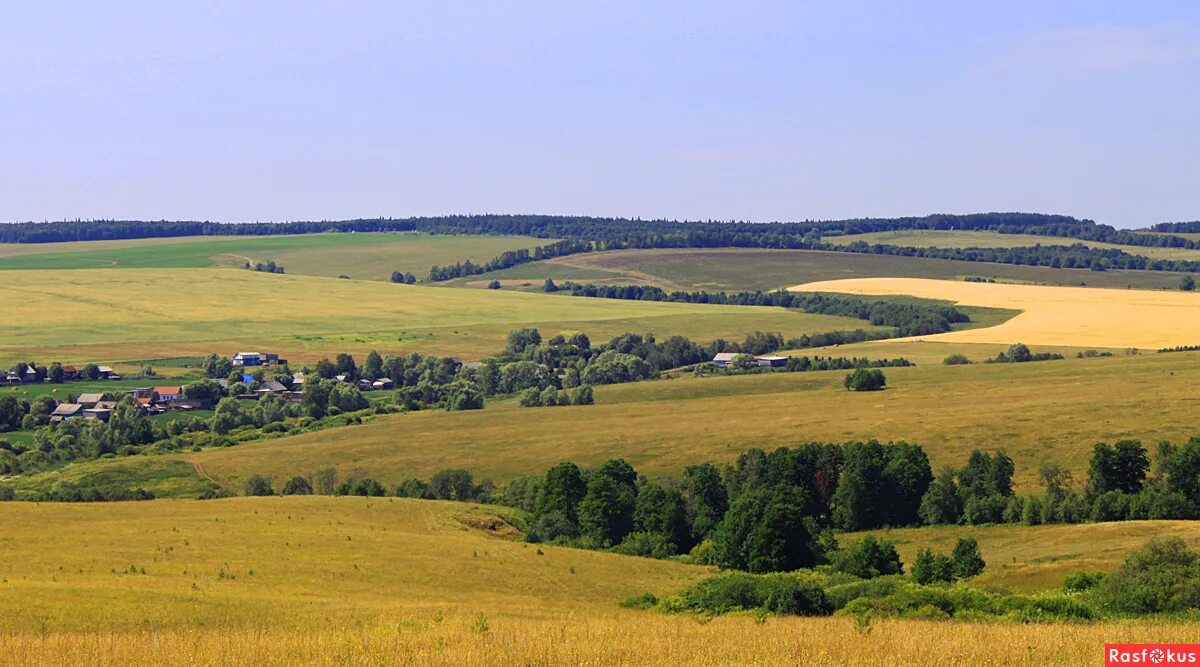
[827,228,1200,261]
[0,232,549,281]
[794,277,1200,348]
[467,247,1184,292]
[0,497,1196,666]
[0,268,875,364]
[20,345,1197,498]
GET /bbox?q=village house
[83,407,111,421]
[96,365,117,380]
[233,352,262,366]
[712,352,738,368]
[61,365,79,380]
[153,386,184,403]
[291,372,305,387]
[755,356,788,368]
[75,393,108,408]
[21,367,40,383]
[372,378,394,390]
[50,403,83,423]
[257,380,288,395]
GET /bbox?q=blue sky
[1,2,1196,227]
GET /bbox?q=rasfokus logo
[1107,645,1200,665]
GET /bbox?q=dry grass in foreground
[2,615,1195,666]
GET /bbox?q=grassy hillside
[845,520,1200,593]
[2,497,1199,666]
[0,233,549,281]
[828,229,1200,261]
[185,349,1200,492]
[30,346,1194,496]
[464,248,1185,292]
[794,277,1200,348]
[0,268,877,363]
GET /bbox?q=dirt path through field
[791,277,1200,349]
[187,456,225,490]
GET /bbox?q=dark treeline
[428,239,593,281]
[11,213,1200,275]
[563,284,969,337]
[1148,221,1200,234]
[8,212,1192,249]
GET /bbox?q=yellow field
[828,229,1200,261]
[1,497,1198,666]
[0,268,875,363]
[795,277,1200,348]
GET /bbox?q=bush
[244,474,274,496]
[844,368,886,392]
[281,476,313,495]
[0,486,14,501]
[676,572,833,617]
[1062,570,1106,593]
[942,353,970,365]
[912,548,954,584]
[620,592,658,609]
[833,535,903,579]
[1093,538,1200,614]
[951,537,986,579]
[612,531,677,559]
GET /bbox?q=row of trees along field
[340,436,1200,570]
[559,285,970,337]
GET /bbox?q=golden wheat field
[0,497,1196,667]
[794,277,1200,348]
[0,268,873,363]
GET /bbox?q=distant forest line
[6,213,1200,276]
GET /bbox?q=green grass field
[0,268,880,364]
[22,345,1197,498]
[467,248,1186,292]
[827,229,1200,261]
[0,233,550,282]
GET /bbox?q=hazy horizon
[3,2,1197,229]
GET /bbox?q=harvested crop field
[794,277,1200,349]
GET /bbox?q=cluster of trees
[0,481,156,503]
[390,271,418,284]
[499,441,937,570]
[518,385,594,408]
[242,467,496,502]
[985,343,1065,364]
[563,285,970,337]
[245,260,285,274]
[697,355,911,376]
[427,239,593,281]
[917,438,1200,526]
[1159,345,1200,353]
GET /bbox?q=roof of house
[61,365,77,373]
[135,397,153,405]
[97,366,114,373]
[94,401,118,410]
[234,351,261,358]
[755,356,788,361]
[52,403,82,416]
[76,393,106,404]
[712,352,738,362]
[258,381,287,392]
[153,386,183,395]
